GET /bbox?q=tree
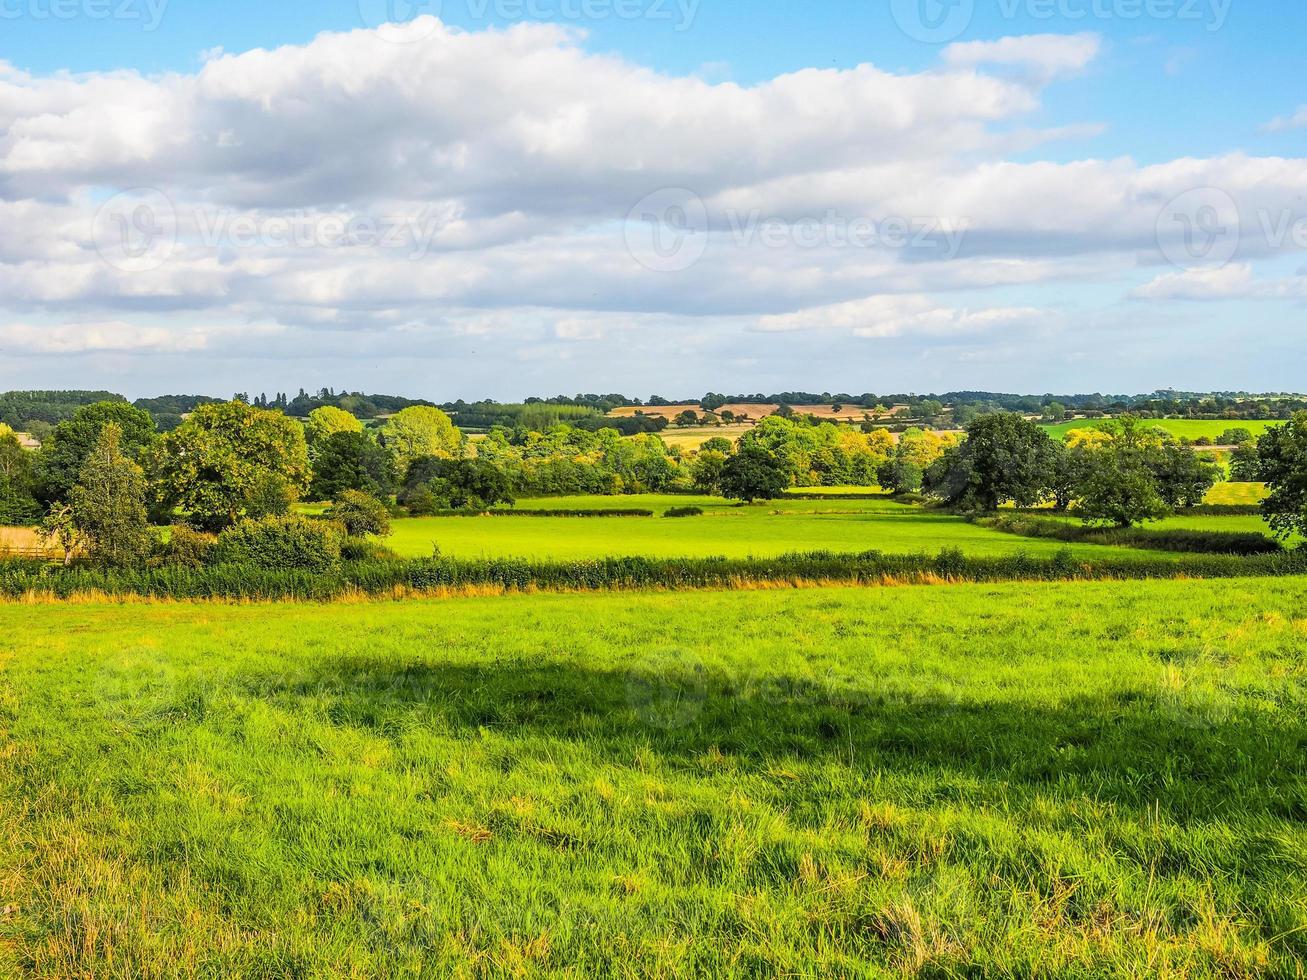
[331,490,392,538]
[0,430,41,524]
[1255,412,1307,541]
[306,406,363,454]
[38,504,82,566]
[1075,417,1171,527]
[152,401,311,532]
[402,457,515,511]
[69,423,155,567]
[36,401,156,505]
[720,444,790,502]
[674,410,700,428]
[689,448,729,495]
[1150,444,1220,509]
[381,407,461,471]
[309,431,397,500]
[1217,427,1254,447]
[924,413,1057,511]
[877,458,923,494]
[1229,440,1262,482]
[1048,441,1094,511]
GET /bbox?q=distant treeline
[4,388,1305,435]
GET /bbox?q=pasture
[385,495,1179,561]
[2,580,1304,977]
[1042,419,1283,442]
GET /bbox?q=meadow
[386,495,1182,562]
[2,580,1304,977]
[1041,419,1283,442]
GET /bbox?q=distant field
[611,403,904,424]
[388,494,1176,561]
[3,580,1304,976]
[1206,482,1268,506]
[658,425,753,450]
[1043,419,1283,441]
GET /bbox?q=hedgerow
[1,547,1304,601]
[979,513,1281,556]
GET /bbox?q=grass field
[387,495,1177,561]
[1206,482,1269,506]
[1042,419,1283,442]
[2,580,1304,976]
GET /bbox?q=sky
[0,0,1304,400]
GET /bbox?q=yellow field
[1205,482,1268,505]
[0,526,52,558]
[611,403,906,424]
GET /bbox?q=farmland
[1041,419,1283,442]
[385,494,1184,561]
[3,580,1304,977]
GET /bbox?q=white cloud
[757,295,1047,338]
[1264,106,1307,132]
[943,33,1102,81]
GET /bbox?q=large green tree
[1256,412,1307,541]
[720,444,790,502]
[36,401,157,505]
[381,407,461,472]
[70,423,155,567]
[153,401,311,531]
[924,412,1058,511]
[1075,416,1171,528]
[0,428,41,524]
[309,431,397,501]
[305,406,364,455]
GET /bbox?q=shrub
[153,525,214,568]
[664,506,704,518]
[330,491,392,537]
[340,537,400,562]
[210,515,342,571]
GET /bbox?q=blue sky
[0,0,1303,398]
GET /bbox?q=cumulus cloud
[756,295,1047,338]
[943,33,1102,81]
[1264,106,1307,132]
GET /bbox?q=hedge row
[978,514,1281,556]
[2,547,1305,601]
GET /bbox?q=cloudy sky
[0,0,1304,399]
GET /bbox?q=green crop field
[386,495,1178,562]
[1042,419,1283,442]
[2,580,1304,977]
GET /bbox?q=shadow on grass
[239,656,1307,822]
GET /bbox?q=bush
[330,491,391,537]
[664,506,704,518]
[153,525,214,568]
[210,515,342,571]
[979,514,1281,556]
[340,537,400,562]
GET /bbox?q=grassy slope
[2,581,1305,977]
[387,495,1178,562]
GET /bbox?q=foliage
[330,490,392,538]
[210,515,342,571]
[1255,412,1307,540]
[477,425,680,496]
[980,513,1281,555]
[152,525,215,568]
[664,506,705,518]
[0,431,41,524]
[688,448,728,495]
[152,401,311,532]
[305,406,364,451]
[876,458,923,495]
[308,430,396,501]
[35,400,157,505]
[68,424,156,568]
[403,456,516,511]
[1228,441,1262,482]
[381,406,462,470]
[925,412,1058,511]
[1150,443,1221,509]
[720,443,790,502]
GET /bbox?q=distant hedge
[979,514,1281,556]
[2,547,1305,602]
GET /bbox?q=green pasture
[386,495,1177,561]
[2,580,1304,976]
[1042,419,1282,442]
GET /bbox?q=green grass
[1042,419,1283,442]
[2,580,1304,976]
[387,495,1176,562]
[1206,482,1269,506]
